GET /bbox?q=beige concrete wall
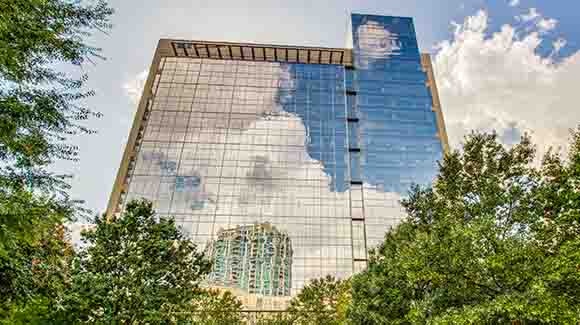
[421,53,450,154]
[105,40,171,219]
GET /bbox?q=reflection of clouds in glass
[125,57,407,299]
[356,20,403,67]
[171,113,402,286]
[240,155,275,205]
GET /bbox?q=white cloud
[517,7,540,22]
[509,0,520,7]
[514,7,558,34]
[537,17,558,33]
[123,70,148,105]
[434,9,580,159]
[552,38,567,54]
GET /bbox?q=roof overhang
[157,39,353,66]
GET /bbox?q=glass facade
[113,14,446,310]
[350,14,444,249]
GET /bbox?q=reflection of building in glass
[107,13,449,310]
[206,223,292,297]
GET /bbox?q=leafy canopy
[48,200,243,324]
[286,275,351,325]
[349,130,580,324]
[0,0,112,320]
[0,188,74,320]
[255,275,351,325]
[0,0,112,191]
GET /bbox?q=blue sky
[54,0,580,217]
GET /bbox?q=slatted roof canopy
[166,39,353,66]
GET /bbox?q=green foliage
[0,0,112,321]
[186,289,245,324]
[0,0,112,190]
[255,275,352,325]
[348,130,580,324]
[0,188,75,320]
[253,312,295,325]
[42,199,217,323]
[1,198,245,323]
[287,275,351,325]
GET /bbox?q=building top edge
[350,13,414,20]
[157,38,353,66]
[156,38,432,66]
[160,38,351,52]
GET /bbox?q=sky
[54,0,580,217]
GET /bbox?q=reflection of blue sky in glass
[352,14,443,194]
[278,64,348,192]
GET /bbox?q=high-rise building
[107,13,448,310]
[206,223,292,297]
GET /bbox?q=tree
[0,0,112,321]
[0,189,75,321]
[187,289,245,325]
[39,199,242,323]
[255,275,351,325]
[348,130,580,324]
[0,0,113,189]
[287,275,351,325]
